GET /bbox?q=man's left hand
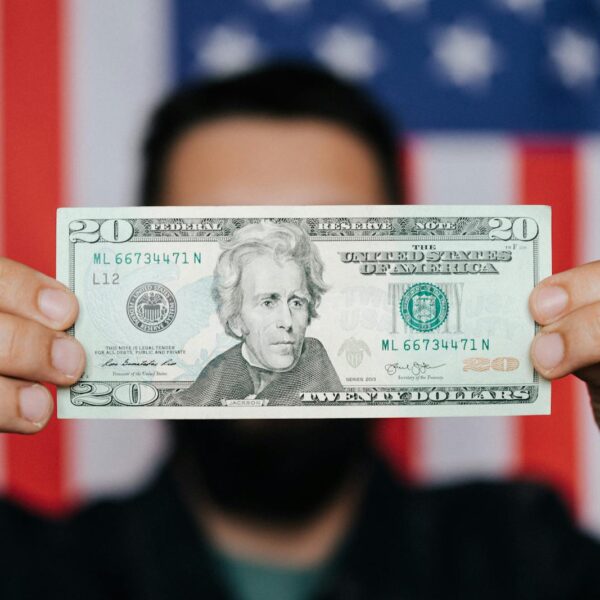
[529,261,600,426]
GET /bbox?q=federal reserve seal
[127,283,177,333]
[400,283,448,333]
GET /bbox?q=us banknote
[56,205,551,419]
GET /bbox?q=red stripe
[1,0,72,514]
[516,141,580,511]
[374,418,421,480]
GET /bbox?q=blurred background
[1,0,600,533]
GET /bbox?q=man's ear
[229,315,246,338]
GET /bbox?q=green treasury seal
[400,283,449,332]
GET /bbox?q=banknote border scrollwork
[70,382,538,406]
[66,216,542,242]
[67,216,543,407]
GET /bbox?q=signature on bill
[385,362,446,377]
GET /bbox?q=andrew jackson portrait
[163,221,342,406]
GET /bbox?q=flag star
[313,24,382,80]
[255,0,311,12]
[195,24,264,75]
[549,28,600,90]
[496,0,546,17]
[431,24,502,91]
[375,0,428,15]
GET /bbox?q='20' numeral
[488,217,539,241]
[71,382,159,406]
[463,357,520,372]
[69,219,134,243]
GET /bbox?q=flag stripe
[580,138,600,266]
[374,418,421,481]
[420,417,517,482]
[72,421,171,499]
[577,378,600,532]
[1,0,70,513]
[517,142,580,511]
[0,437,5,495]
[0,0,5,258]
[577,137,600,534]
[411,135,516,206]
[65,0,172,208]
[65,0,173,499]
[409,135,517,481]
[0,0,6,494]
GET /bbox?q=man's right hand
[0,258,84,434]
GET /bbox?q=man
[2,62,600,599]
[164,220,342,407]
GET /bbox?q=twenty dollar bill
[57,205,551,419]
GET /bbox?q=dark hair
[140,60,403,206]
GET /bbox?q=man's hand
[529,261,600,426]
[0,258,84,433]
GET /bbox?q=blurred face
[165,116,388,523]
[233,255,309,371]
[163,117,388,205]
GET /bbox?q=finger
[530,299,600,380]
[0,257,78,330]
[529,260,600,326]
[0,375,53,434]
[0,313,85,384]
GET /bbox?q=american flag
[1,0,600,534]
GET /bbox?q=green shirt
[213,550,333,600]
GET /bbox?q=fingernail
[51,337,84,378]
[532,333,564,371]
[19,385,52,424]
[39,288,74,323]
[533,286,568,321]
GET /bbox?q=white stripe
[410,135,518,481]
[579,137,600,265]
[66,0,171,207]
[69,420,171,499]
[419,416,516,482]
[412,135,516,206]
[577,136,600,536]
[65,0,172,498]
[577,380,600,536]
